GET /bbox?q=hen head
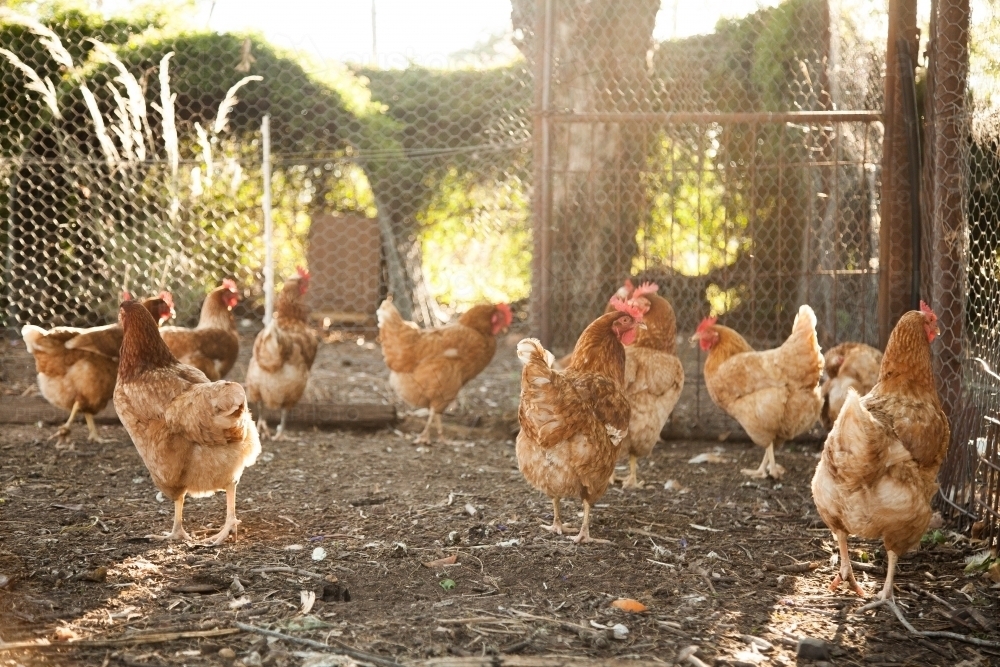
[295,266,311,296]
[920,300,940,342]
[692,316,719,351]
[609,296,644,345]
[221,279,240,310]
[491,303,513,335]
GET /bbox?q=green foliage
[418,167,531,307]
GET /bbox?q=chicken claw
[829,572,866,598]
[196,484,240,547]
[148,498,192,542]
[568,501,610,544]
[541,498,569,535]
[620,455,644,489]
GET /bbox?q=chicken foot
[829,530,866,597]
[273,409,289,440]
[84,414,109,443]
[49,401,80,449]
[256,403,271,440]
[741,443,785,480]
[148,497,192,542]
[541,497,567,535]
[414,408,442,445]
[857,551,900,612]
[197,483,240,547]
[620,455,644,489]
[570,500,610,545]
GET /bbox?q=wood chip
[423,554,458,568]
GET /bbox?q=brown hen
[812,303,949,601]
[160,280,240,381]
[516,298,642,544]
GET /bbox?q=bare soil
[1,333,998,666]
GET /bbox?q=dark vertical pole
[897,39,922,311]
[530,0,553,347]
[878,0,919,348]
[931,0,968,419]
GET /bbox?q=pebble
[796,637,832,661]
[218,647,236,660]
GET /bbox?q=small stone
[796,637,832,661]
[218,648,236,660]
[611,623,629,640]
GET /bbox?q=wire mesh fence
[0,1,997,538]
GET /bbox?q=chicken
[160,280,240,381]
[613,282,684,488]
[821,342,883,428]
[811,303,949,602]
[691,305,824,480]
[515,297,643,544]
[21,294,174,447]
[246,268,319,440]
[376,297,512,443]
[114,300,261,546]
[552,282,632,371]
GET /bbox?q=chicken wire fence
[0,2,997,536]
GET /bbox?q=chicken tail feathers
[376,297,401,330]
[824,388,890,485]
[516,338,554,368]
[21,324,46,353]
[792,304,818,336]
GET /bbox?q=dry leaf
[422,554,458,568]
[300,589,316,615]
[688,452,726,464]
[611,598,648,613]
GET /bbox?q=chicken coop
[0,0,998,544]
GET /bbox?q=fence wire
[0,1,997,538]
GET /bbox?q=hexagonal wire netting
[0,2,996,538]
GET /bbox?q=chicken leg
[621,455,643,489]
[829,530,865,597]
[414,407,436,444]
[255,402,271,440]
[148,497,192,542]
[741,443,785,480]
[49,400,80,449]
[273,409,289,440]
[541,497,566,535]
[570,500,610,544]
[84,414,109,443]
[198,483,240,547]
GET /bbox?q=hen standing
[812,303,949,601]
[377,298,512,443]
[114,300,260,545]
[820,342,883,428]
[21,294,173,447]
[246,268,319,439]
[160,280,240,381]
[613,282,684,488]
[691,305,823,479]
[516,298,643,543]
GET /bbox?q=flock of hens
[19,270,948,607]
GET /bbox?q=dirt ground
[2,332,999,667]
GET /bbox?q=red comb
[158,291,174,308]
[632,281,659,298]
[624,278,635,295]
[296,266,310,280]
[610,296,644,321]
[222,278,237,292]
[696,316,718,334]
[121,290,132,302]
[920,300,936,319]
[495,303,513,327]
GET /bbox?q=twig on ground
[628,527,675,542]
[677,645,711,667]
[764,561,820,573]
[850,560,884,573]
[861,599,1000,649]
[0,627,240,652]
[904,583,956,611]
[234,622,403,667]
[250,566,335,581]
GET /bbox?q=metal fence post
[878,0,919,348]
[262,113,274,326]
[530,0,553,347]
